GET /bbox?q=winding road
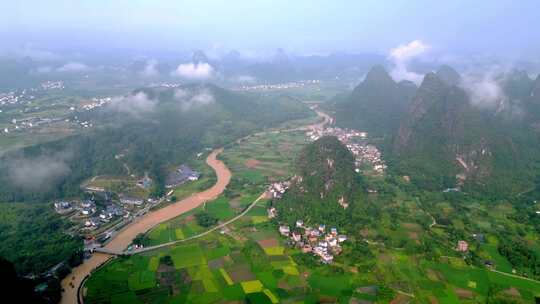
[60,148,231,304]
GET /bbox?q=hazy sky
[2,0,539,58]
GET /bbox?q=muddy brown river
[60,148,231,304]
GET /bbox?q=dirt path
[490,269,540,284]
[60,148,231,304]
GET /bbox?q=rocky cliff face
[394,72,494,188]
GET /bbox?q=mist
[8,153,72,191]
[2,1,539,61]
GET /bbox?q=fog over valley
[2,2,540,304]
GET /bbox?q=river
[60,148,231,304]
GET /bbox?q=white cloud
[140,59,159,77]
[174,88,215,111]
[57,61,90,72]
[389,40,430,85]
[19,45,60,61]
[390,40,429,61]
[171,62,214,79]
[460,67,507,110]
[9,154,71,191]
[110,92,157,116]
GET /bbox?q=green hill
[275,136,363,227]
[335,65,416,136]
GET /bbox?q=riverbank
[60,148,231,304]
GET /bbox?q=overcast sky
[2,0,539,59]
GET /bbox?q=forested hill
[275,136,364,227]
[0,84,312,203]
[334,65,416,137]
[393,71,540,196]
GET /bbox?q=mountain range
[335,64,540,196]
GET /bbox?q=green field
[222,130,309,184]
[85,192,540,303]
[84,114,540,303]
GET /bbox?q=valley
[2,7,540,302]
[80,104,540,303]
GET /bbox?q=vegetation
[195,211,219,227]
[0,203,82,274]
[83,111,540,303]
[275,136,364,228]
[334,65,415,137]
[0,84,311,203]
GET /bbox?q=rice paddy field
[221,130,310,184]
[141,194,258,247]
[83,123,540,303]
[84,195,540,303]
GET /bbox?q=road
[246,107,333,140]
[60,148,231,304]
[129,191,267,255]
[61,105,331,304]
[490,268,540,284]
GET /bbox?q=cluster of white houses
[278,220,347,264]
[234,80,321,92]
[268,181,290,199]
[305,126,386,174]
[40,81,64,90]
[80,97,112,111]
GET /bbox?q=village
[0,81,64,108]
[266,178,348,264]
[267,203,347,264]
[306,125,386,174]
[53,163,201,251]
[234,79,321,91]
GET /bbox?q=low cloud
[460,67,508,110]
[57,61,90,72]
[460,67,527,119]
[174,88,215,111]
[389,40,429,85]
[19,45,60,61]
[110,92,158,117]
[171,62,214,79]
[231,75,256,84]
[9,153,71,191]
[140,59,159,77]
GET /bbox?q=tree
[195,212,218,227]
[133,233,145,246]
